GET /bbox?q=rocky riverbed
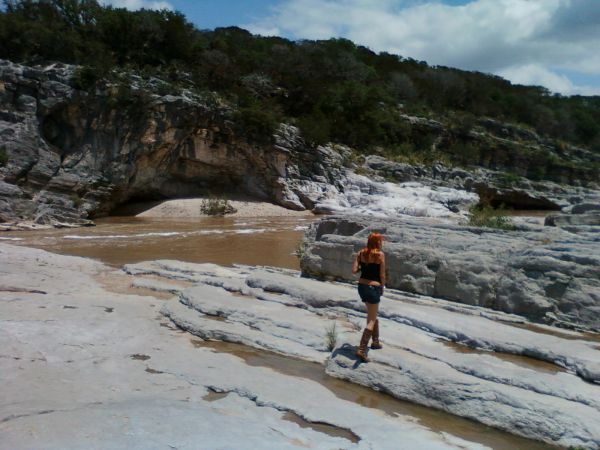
[3,56,600,449]
[301,216,600,332]
[3,242,599,449]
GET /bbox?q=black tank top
[360,261,381,283]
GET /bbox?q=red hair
[362,232,383,258]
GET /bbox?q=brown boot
[371,320,383,350]
[356,328,372,362]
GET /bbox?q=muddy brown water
[194,340,557,450]
[1,216,315,269]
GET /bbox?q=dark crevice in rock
[475,185,561,211]
[1,409,56,424]
[281,411,360,443]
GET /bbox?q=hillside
[1,0,599,185]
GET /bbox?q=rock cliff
[300,216,600,331]
[2,59,599,227]
[0,60,350,225]
[363,154,600,211]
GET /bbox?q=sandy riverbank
[114,197,314,218]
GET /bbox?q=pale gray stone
[301,216,600,331]
[1,243,487,450]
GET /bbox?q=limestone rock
[571,202,600,214]
[3,243,516,450]
[363,154,600,212]
[545,212,600,227]
[300,216,600,331]
[0,60,353,225]
[120,256,600,448]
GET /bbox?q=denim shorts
[358,284,382,304]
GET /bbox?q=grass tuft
[324,322,338,351]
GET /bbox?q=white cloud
[246,0,600,95]
[498,64,600,96]
[101,0,173,10]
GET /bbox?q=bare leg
[366,302,379,331]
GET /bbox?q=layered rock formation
[0,60,352,225]
[122,256,600,448]
[2,59,600,227]
[363,155,600,212]
[300,216,600,331]
[3,243,570,450]
[545,202,600,227]
[398,113,600,187]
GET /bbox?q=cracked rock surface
[300,215,600,331]
[2,243,523,450]
[120,257,600,448]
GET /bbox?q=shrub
[298,114,331,146]
[465,204,515,231]
[70,193,83,208]
[384,143,452,166]
[72,65,109,91]
[324,322,338,351]
[293,240,307,260]
[200,197,237,216]
[449,141,480,166]
[353,166,373,177]
[0,146,8,167]
[156,81,176,97]
[499,171,522,186]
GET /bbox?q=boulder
[545,212,600,227]
[572,203,600,214]
[300,216,600,331]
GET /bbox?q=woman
[352,232,385,362]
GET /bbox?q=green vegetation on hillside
[1,0,599,183]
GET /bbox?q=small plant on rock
[72,66,101,91]
[324,322,338,351]
[70,193,83,208]
[200,197,237,216]
[499,171,522,186]
[293,240,307,260]
[465,204,516,231]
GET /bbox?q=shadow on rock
[332,343,367,369]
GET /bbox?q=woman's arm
[379,253,386,287]
[352,250,361,274]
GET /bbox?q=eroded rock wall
[300,216,600,331]
[0,60,349,225]
[363,155,600,211]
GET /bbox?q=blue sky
[170,0,474,31]
[104,0,600,96]
[168,0,278,30]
